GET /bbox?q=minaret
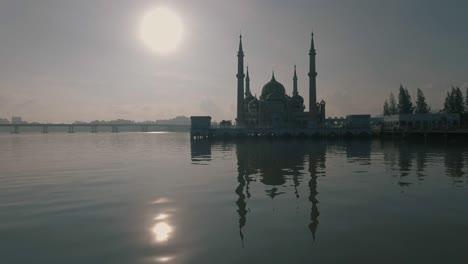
[245,66,251,97]
[308,32,317,122]
[236,34,245,125]
[293,65,298,96]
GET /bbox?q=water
[1,132,467,263]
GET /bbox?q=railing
[0,123,190,127]
[0,123,191,133]
[209,125,275,129]
[381,126,466,133]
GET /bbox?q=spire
[293,65,298,80]
[271,70,276,81]
[309,31,317,122]
[238,34,243,54]
[245,66,251,97]
[236,33,245,125]
[310,31,315,52]
[293,65,298,96]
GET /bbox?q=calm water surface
[1,132,467,263]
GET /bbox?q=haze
[1,0,467,123]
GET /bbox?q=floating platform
[190,127,372,140]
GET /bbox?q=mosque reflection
[190,139,467,244]
[235,140,328,242]
[191,139,341,244]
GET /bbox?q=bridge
[0,123,190,133]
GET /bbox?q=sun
[139,7,183,54]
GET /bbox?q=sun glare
[152,222,173,242]
[139,7,183,54]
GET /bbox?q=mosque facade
[236,33,325,128]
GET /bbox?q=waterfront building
[11,116,23,124]
[191,116,211,130]
[190,32,376,139]
[383,113,460,130]
[0,118,10,124]
[236,33,325,128]
[344,115,371,129]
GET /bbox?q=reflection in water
[416,147,428,181]
[154,213,170,221]
[150,203,174,244]
[189,139,468,248]
[148,197,177,263]
[308,146,326,240]
[236,141,328,241]
[235,165,248,247]
[152,221,173,242]
[154,256,174,263]
[192,140,328,244]
[398,144,413,182]
[444,147,466,185]
[151,197,172,204]
[191,140,212,164]
[385,141,468,188]
[346,140,372,163]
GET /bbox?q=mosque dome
[266,92,284,101]
[290,94,305,111]
[292,94,304,104]
[260,73,285,100]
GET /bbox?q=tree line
[383,85,467,116]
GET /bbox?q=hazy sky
[1,0,467,122]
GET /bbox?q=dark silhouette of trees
[388,92,398,115]
[443,92,451,112]
[220,120,232,128]
[383,92,398,116]
[415,88,431,114]
[398,85,414,114]
[383,100,390,116]
[443,86,465,113]
[466,87,468,113]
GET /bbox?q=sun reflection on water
[152,222,172,242]
[154,256,174,263]
[150,200,176,261]
[154,213,170,221]
[151,197,172,204]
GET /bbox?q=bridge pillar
[141,125,149,132]
[91,126,98,133]
[112,126,119,133]
[12,125,19,134]
[68,126,74,133]
[42,126,48,133]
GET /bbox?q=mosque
[236,33,325,128]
